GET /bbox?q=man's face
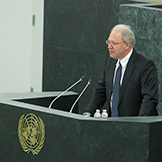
[107,30,127,60]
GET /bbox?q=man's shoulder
[133,49,154,63]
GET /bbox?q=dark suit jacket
[86,49,158,117]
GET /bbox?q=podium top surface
[0,91,78,100]
[0,91,162,124]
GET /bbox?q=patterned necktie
[111,62,122,117]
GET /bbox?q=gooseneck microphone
[48,76,85,109]
[69,79,92,113]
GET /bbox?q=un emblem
[18,113,45,155]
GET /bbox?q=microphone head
[80,76,85,81]
[88,79,92,84]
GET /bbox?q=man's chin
[110,54,116,59]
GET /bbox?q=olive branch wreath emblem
[18,113,45,155]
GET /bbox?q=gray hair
[111,24,135,48]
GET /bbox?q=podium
[0,92,162,162]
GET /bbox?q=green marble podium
[0,92,162,162]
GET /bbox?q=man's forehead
[108,30,123,40]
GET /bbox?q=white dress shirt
[110,48,133,109]
[113,48,133,85]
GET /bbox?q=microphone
[69,79,92,113]
[48,76,85,109]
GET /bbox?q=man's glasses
[106,40,125,46]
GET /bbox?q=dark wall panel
[119,2,162,114]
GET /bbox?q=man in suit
[85,24,158,117]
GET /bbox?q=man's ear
[125,42,130,49]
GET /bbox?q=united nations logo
[18,113,45,155]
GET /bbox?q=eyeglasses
[106,40,125,46]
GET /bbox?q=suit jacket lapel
[107,58,117,99]
[119,50,136,105]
